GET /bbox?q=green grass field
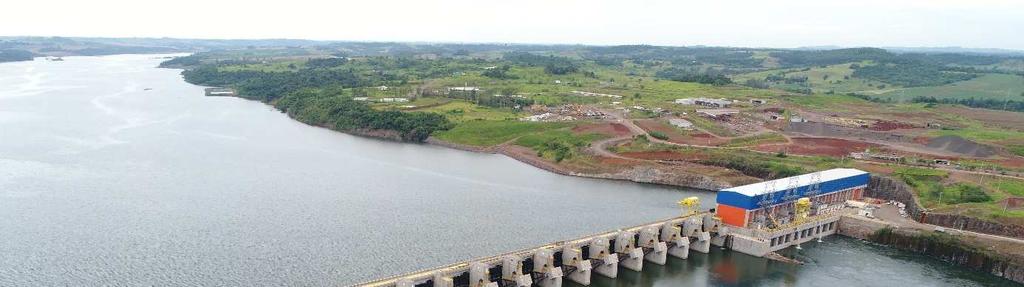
[432,120,572,147]
[732,62,895,94]
[514,130,607,162]
[930,116,1024,144]
[877,73,1024,102]
[1009,145,1024,157]
[723,132,787,147]
[893,166,1024,221]
[414,101,524,123]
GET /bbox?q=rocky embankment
[501,145,728,190]
[857,175,1024,284]
[425,137,731,191]
[839,217,1024,284]
[866,176,1024,239]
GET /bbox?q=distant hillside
[0,49,35,63]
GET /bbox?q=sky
[3,0,1024,50]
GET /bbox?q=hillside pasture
[876,73,1024,102]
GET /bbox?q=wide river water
[0,55,1015,286]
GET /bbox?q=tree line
[174,58,452,142]
[0,49,34,63]
[655,67,733,86]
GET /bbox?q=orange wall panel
[717,204,748,227]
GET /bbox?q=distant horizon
[5,35,1024,55]
[3,0,1023,50]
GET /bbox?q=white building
[379,98,410,103]
[675,97,732,108]
[669,118,694,130]
[448,86,479,91]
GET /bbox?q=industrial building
[716,168,869,229]
[674,97,732,108]
[714,168,870,257]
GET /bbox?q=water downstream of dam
[0,55,1014,286]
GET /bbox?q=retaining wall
[865,176,1024,240]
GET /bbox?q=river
[0,55,1013,286]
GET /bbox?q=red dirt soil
[999,198,1024,209]
[996,157,1024,168]
[618,150,701,161]
[573,123,632,137]
[870,120,916,131]
[634,119,728,145]
[755,137,880,157]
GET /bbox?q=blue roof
[716,169,870,210]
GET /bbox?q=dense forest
[911,96,1024,113]
[579,45,765,69]
[503,52,579,75]
[177,58,452,141]
[274,89,450,141]
[182,66,369,101]
[852,63,977,87]
[770,48,894,66]
[655,68,733,85]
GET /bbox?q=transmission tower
[780,176,802,224]
[804,172,823,215]
[756,179,778,229]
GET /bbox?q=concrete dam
[352,169,869,287]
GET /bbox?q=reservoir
[0,55,1013,286]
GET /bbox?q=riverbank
[838,214,1024,284]
[425,136,731,191]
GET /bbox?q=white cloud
[2,0,1023,49]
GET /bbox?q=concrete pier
[588,238,618,278]
[614,231,643,272]
[639,227,667,265]
[560,244,591,285]
[660,222,690,259]
[532,250,562,287]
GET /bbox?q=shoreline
[425,136,725,191]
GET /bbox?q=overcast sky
[3,0,1023,50]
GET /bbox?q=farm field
[877,73,1024,102]
[733,62,896,94]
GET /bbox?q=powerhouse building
[715,168,870,228]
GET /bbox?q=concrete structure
[204,87,236,97]
[696,109,739,119]
[724,214,842,257]
[571,91,623,99]
[668,118,694,130]
[379,98,410,103]
[675,97,732,108]
[715,169,869,257]
[355,170,868,287]
[353,212,720,287]
[448,86,479,91]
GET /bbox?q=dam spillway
[352,168,870,287]
[351,212,718,287]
